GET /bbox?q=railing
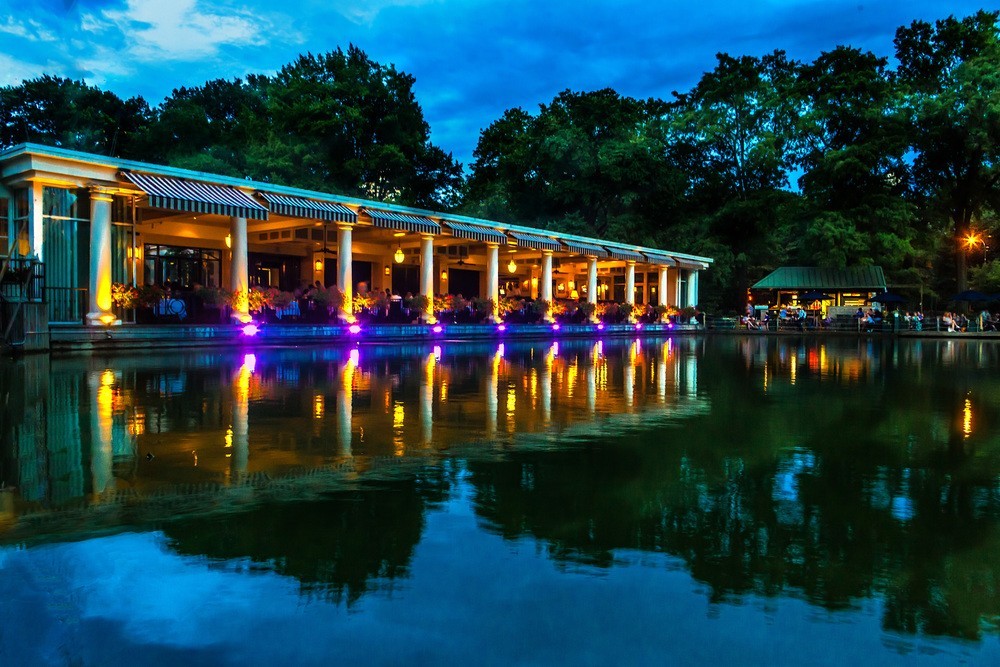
[0,257,45,302]
[47,287,88,324]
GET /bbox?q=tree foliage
[1,12,997,310]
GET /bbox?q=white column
[337,224,353,323]
[625,260,636,322]
[625,261,636,304]
[673,268,683,307]
[687,269,699,308]
[541,250,554,321]
[658,267,668,307]
[87,190,114,325]
[486,243,500,321]
[587,257,599,322]
[229,216,250,323]
[420,234,435,323]
[29,181,43,261]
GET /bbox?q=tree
[266,47,462,209]
[140,46,463,209]
[670,51,802,306]
[894,11,1000,292]
[0,75,151,157]
[792,46,916,271]
[465,89,684,240]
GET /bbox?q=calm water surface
[1,336,1000,665]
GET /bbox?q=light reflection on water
[2,336,1000,664]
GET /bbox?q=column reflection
[230,353,253,480]
[89,369,115,498]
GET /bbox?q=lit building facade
[0,143,711,330]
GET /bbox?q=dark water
[1,336,1000,665]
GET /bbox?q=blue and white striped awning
[509,231,562,253]
[642,251,677,266]
[444,220,508,244]
[121,171,268,220]
[365,209,440,235]
[606,247,644,262]
[259,192,356,223]
[562,239,609,257]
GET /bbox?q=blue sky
[0,1,988,166]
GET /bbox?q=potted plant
[135,284,164,323]
[194,286,230,323]
[530,299,551,322]
[578,301,596,322]
[410,294,431,322]
[679,305,698,324]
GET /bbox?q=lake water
[1,336,999,665]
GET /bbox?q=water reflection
[2,336,1000,649]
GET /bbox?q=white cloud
[86,0,271,62]
[320,0,441,25]
[0,16,57,42]
[0,52,56,86]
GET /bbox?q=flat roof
[0,142,712,266]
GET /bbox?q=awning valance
[561,240,609,257]
[121,171,268,220]
[509,231,562,253]
[642,251,677,267]
[444,221,508,245]
[606,247,644,262]
[365,209,440,235]
[259,192,356,223]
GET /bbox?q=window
[0,197,8,257]
[144,244,221,289]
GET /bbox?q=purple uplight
[348,324,361,334]
[241,323,259,337]
[432,325,443,333]
[552,323,560,331]
[497,324,507,332]
[667,322,675,329]
[635,323,643,330]
[597,323,605,331]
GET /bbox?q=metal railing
[47,287,88,324]
[0,257,44,302]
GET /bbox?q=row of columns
[80,195,699,326]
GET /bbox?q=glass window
[0,197,8,257]
[43,187,89,221]
[144,244,221,289]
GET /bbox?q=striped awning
[642,251,677,267]
[365,209,440,235]
[561,239,609,257]
[606,247,644,262]
[444,220,508,244]
[259,192,356,223]
[121,171,268,220]
[509,231,562,253]
[675,259,707,270]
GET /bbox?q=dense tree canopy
[0,12,997,310]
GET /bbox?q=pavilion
[0,144,712,342]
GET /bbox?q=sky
[0,0,989,166]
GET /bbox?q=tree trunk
[955,210,971,294]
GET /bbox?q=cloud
[0,17,58,42]
[85,0,271,62]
